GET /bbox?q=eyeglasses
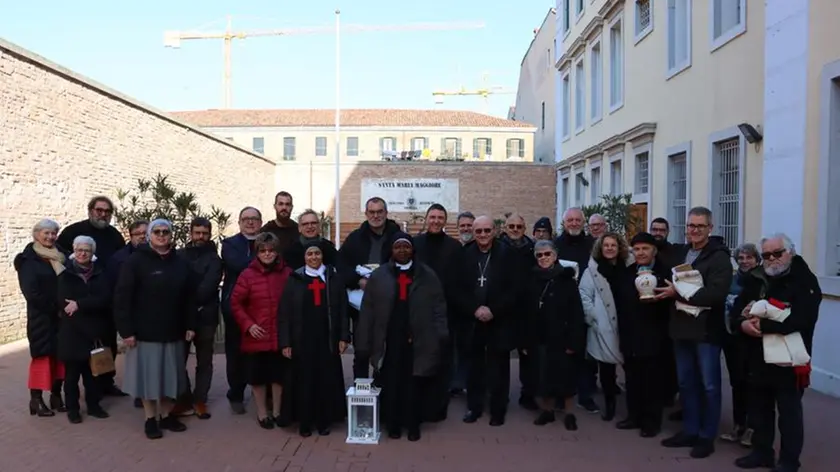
[74,248,93,254]
[761,249,787,261]
[474,228,492,234]
[686,224,709,231]
[507,224,524,230]
[152,229,171,236]
[300,221,318,226]
[535,251,553,258]
[258,248,277,254]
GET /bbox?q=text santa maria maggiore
[377,181,443,189]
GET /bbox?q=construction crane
[432,72,515,113]
[164,15,485,108]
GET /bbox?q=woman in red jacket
[231,232,292,429]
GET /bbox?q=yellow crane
[432,72,515,113]
[164,15,485,108]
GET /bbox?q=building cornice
[598,0,625,21]
[555,122,657,169]
[204,125,537,134]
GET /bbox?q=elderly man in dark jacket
[656,207,732,459]
[355,231,448,441]
[730,233,820,472]
[172,218,223,419]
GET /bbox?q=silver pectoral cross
[478,275,487,287]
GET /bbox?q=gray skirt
[123,340,187,400]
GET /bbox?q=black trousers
[749,381,804,470]
[722,334,748,427]
[518,348,535,399]
[596,361,620,397]
[449,318,470,391]
[178,324,217,405]
[222,309,247,402]
[660,342,679,406]
[64,360,101,412]
[466,340,510,417]
[624,355,663,431]
[349,307,371,379]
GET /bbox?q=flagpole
[333,9,342,247]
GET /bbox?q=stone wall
[276,161,558,238]
[0,39,276,342]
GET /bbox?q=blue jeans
[674,340,722,439]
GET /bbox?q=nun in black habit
[355,232,449,441]
[278,240,350,437]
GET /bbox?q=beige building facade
[171,109,537,163]
[0,38,275,342]
[512,8,557,163]
[554,0,763,252]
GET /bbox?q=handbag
[89,340,116,377]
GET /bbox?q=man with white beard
[730,233,820,472]
[552,208,598,413]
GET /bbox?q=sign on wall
[360,178,459,213]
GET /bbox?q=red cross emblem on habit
[397,272,412,301]
[308,278,326,306]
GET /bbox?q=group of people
[15,191,819,472]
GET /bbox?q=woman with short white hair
[56,235,112,423]
[114,218,197,439]
[14,218,67,417]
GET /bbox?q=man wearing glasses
[499,213,538,411]
[654,206,732,459]
[220,206,264,414]
[58,195,128,397]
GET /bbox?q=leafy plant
[581,193,643,238]
[113,173,231,248]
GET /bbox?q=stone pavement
[0,340,837,472]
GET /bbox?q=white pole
[333,9,342,247]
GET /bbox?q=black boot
[28,390,54,417]
[601,395,616,422]
[49,381,66,413]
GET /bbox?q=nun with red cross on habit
[277,240,350,438]
[355,231,449,442]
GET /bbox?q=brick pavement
[0,340,836,472]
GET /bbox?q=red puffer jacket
[231,258,291,353]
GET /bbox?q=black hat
[630,232,658,247]
[390,231,414,247]
[533,216,553,234]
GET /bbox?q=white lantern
[346,378,381,444]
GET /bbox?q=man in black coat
[649,216,681,413]
[615,232,672,437]
[283,209,338,270]
[172,217,223,419]
[461,216,516,427]
[338,197,401,379]
[730,234,820,472]
[656,207,733,459]
[553,207,598,413]
[499,213,538,411]
[58,196,127,398]
[413,204,470,419]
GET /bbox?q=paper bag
[90,342,116,377]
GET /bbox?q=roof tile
[168,108,535,129]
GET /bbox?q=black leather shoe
[144,417,163,439]
[388,429,401,439]
[564,413,578,431]
[49,394,67,413]
[407,429,421,442]
[639,428,660,438]
[299,426,312,437]
[489,415,505,426]
[533,411,556,426]
[734,452,775,469]
[616,418,639,430]
[87,406,110,419]
[67,410,82,424]
[690,438,715,459]
[462,410,481,423]
[259,417,275,430]
[661,432,698,448]
[103,385,129,397]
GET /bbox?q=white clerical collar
[396,260,413,271]
[304,265,326,281]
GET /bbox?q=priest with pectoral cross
[356,232,448,442]
[461,216,517,427]
[278,242,349,437]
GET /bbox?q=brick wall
[0,39,277,342]
[277,161,557,240]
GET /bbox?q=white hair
[562,207,584,221]
[589,213,606,223]
[759,233,796,256]
[32,218,59,237]
[534,239,557,255]
[72,235,97,253]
